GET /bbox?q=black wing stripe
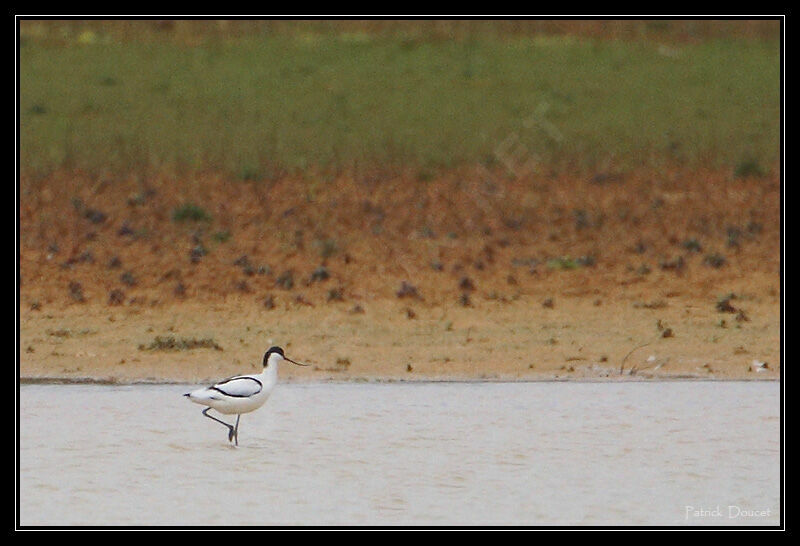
[210,377,263,398]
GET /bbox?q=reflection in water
[20,382,779,526]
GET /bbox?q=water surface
[19,381,780,526]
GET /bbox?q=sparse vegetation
[68,281,85,303]
[276,270,295,290]
[138,336,223,351]
[310,266,331,283]
[682,238,703,252]
[327,287,344,301]
[120,271,136,286]
[546,255,595,270]
[189,245,208,263]
[396,281,420,299]
[704,253,727,268]
[716,293,738,313]
[172,204,212,223]
[734,157,767,178]
[314,239,338,259]
[108,289,125,305]
[212,230,231,243]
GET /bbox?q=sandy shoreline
[19,375,779,386]
[19,291,780,384]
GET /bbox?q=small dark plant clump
[276,270,294,290]
[547,255,595,270]
[589,172,623,185]
[547,256,579,270]
[335,358,351,370]
[234,255,252,269]
[310,266,331,283]
[127,189,155,206]
[734,157,766,178]
[486,291,510,303]
[235,280,251,293]
[659,256,685,273]
[716,293,738,313]
[704,253,727,268]
[681,238,703,252]
[83,208,107,224]
[511,257,539,274]
[327,287,344,302]
[62,251,94,269]
[108,289,125,306]
[314,238,338,259]
[212,230,231,243]
[573,209,591,230]
[726,227,742,248]
[118,222,135,237]
[542,298,555,309]
[396,281,420,299]
[68,281,85,302]
[459,277,475,291]
[747,221,763,235]
[189,245,207,263]
[139,336,223,351]
[238,163,261,181]
[120,271,137,286]
[234,256,269,276]
[172,203,212,223]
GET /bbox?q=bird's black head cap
[263,346,285,366]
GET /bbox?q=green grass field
[19,21,780,179]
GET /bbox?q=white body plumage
[186,360,278,415]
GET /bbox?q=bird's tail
[184,388,216,405]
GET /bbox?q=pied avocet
[184,346,308,446]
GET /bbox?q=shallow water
[19,381,780,526]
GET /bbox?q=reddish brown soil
[19,166,781,382]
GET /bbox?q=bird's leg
[233,415,241,446]
[202,408,235,441]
